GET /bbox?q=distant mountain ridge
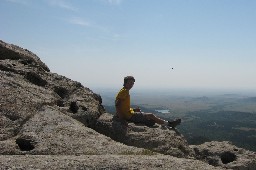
[1,39,256,169]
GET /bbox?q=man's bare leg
[144,113,167,125]
[144,113,181,127]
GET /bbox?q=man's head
[123,76,135,89]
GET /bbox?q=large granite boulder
[0,40,104,143]
[191,141,256,170]
[0,40,49,72]
[0,106,148,155]
[92,113,194,158]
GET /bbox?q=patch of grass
[138,149,157,155]
[119,149,157,155]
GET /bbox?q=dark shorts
[129,113,155,127]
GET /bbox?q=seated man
[115,76,181,128]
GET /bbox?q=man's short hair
[123,76,135,86]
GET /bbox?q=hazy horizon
[92,86,256,97]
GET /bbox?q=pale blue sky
[1,0,256,91]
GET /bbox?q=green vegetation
[119,149,157,155]
[179,111,256,151]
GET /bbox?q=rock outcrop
[191,141,256,170]
[0,106,147,155]
[1,40,255,169]
[93,113,194,158]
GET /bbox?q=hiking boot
[168,118,181,128]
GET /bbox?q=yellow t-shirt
[115,87,134,120]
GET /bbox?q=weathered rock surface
[0,40,49,72]
[191,141,256,170]
[0,106,148,155]
[93,113,194,158]
[0,40,104,143]
[0,155,223,170]
[1,40,255,169]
